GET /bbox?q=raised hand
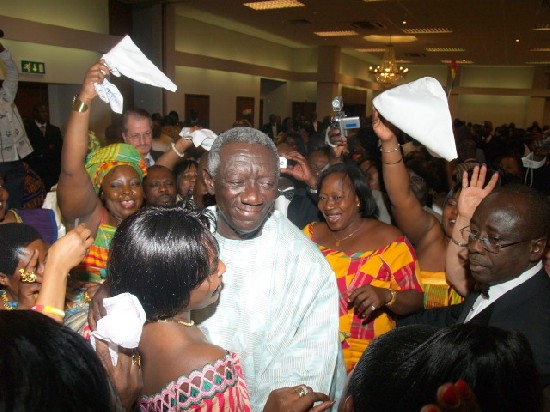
[458,164,499,221]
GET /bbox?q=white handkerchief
[91,292,146,366]
[179,127,218,151]
[373,77,457,161]
[96,35,177,113]
[94,78,123,114]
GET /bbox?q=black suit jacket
[399,268,550,386]
[24,121,63,190]
[150,150,164,163]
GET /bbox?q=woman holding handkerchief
[58,61,146,312]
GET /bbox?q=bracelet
[383,157,403,165]
[380,143,401,153]
[450,237,468,247]
[32,305,65,318]
[72,94,88,113]
[171,142,185,158]
[385,289,397,307]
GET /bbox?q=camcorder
[331,96,360,137]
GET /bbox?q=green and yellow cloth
[85,143,147,193]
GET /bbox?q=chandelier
[369,44,409,85]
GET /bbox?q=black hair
[108,206,219,321]
[143,164,176,184]
[0,310,112,411]
[0,224,42,276]
[347,324,542,412]
[317,163,378,219]
[347,325,439,412]
[398,323,542,412]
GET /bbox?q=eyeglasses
[460,226,530,254]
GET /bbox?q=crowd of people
[1,43,550,412]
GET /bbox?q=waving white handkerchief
[94,78,123,114]
[179,127,218,151]
[96,35,177,113]
[373,77,457,161]
[91,292,146,366]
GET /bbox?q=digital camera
[331,96,360,137]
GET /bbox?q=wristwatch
[72,94,88,113]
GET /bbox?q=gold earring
[357,202,360,207]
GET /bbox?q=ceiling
[121,0,550,68]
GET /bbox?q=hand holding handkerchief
[373,77,457,161]
[179,127,218,151]
[90,292,146,366]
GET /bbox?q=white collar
[465,261,543,322]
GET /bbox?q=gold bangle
[72,94,88,113]
[380,144,401,153]
[383,157,403,165]
[450,237,468,248]
[385,289,397,307]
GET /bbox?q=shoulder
[364,219,403,246]
[178,342,230,375]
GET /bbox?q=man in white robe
[195,127,345,411]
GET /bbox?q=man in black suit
[400,184,550,387]
[24,103,63,191]
[275,142,319,229]
[260,114,281,140]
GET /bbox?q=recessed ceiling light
[441,59,473,64]
[243,0,305,11]
[427,48,466,52]
[355,48,386,52]
[315,30,358,37]
[515,39,520,43]
[363,35,417,43]
[531,48,550,52]
[402,28,452,34]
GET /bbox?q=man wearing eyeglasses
[400,184,550,386]
[122,109,192,170]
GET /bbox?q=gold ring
[19,269,37,283]
[294,384,307,398]
[131,353,141,368]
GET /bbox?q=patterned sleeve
[382,236,423,292]
[0,49,19,102]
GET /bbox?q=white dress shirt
[465,261,543,322]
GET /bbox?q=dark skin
[313,172,423,317]
[57,60,144,238]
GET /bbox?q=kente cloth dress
[420,271,464,309]
[137,351,251,411]
[304,223,423,372]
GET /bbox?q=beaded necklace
[1,290,18,310]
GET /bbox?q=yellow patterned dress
[304,223,423,371]
[421,271,464,309]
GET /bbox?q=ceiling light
[441,59,473,64]
[402,28,452,34]
[364,35,417,43]
[531,48,550,52]
[314,30,358,37]
[355,48,386,52]
[243,0,305,11]
[533,24,550,31]
[369,44,409,85]
[427,48,465,52]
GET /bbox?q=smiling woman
[57,60,147,318]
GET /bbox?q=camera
[279,157,296,169]
[331,96,360,137]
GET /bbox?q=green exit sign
[21,60,46,74]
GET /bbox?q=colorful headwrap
[85,143,147,194]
